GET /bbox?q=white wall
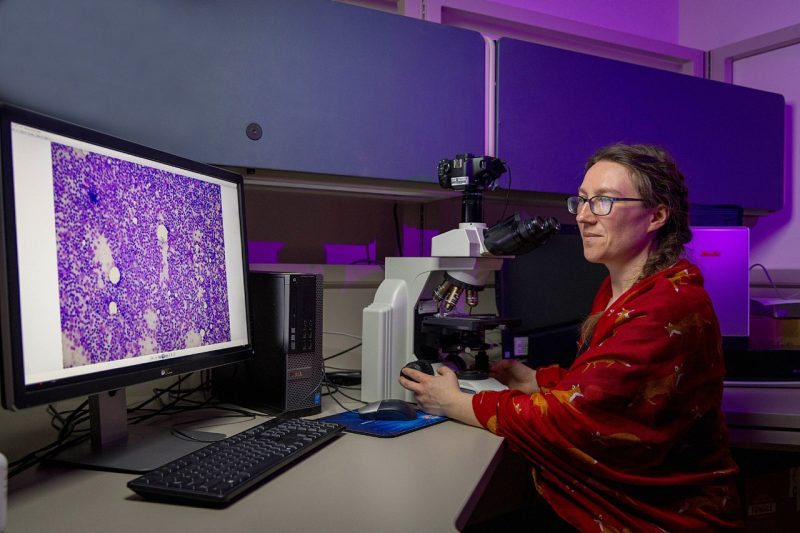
[734,46,800,276]
[487,0,679,43]
[679,0,800,50]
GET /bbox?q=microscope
[361,154,559,403]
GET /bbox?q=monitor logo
[160,368,174,377]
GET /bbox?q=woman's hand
[399,365,479,426]
[490,359,539,394]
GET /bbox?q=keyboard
[127,417,344,506]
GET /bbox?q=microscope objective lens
[466,289,479,307]
[433,280,453,303]
[443,285,463,312]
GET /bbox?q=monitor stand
[47,388,225,474]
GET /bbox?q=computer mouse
[402,360,435,377]
[357,399,417,421]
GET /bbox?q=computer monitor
[0,104,252,472]
[495,224,608,367]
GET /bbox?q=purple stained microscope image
[51,143,231,367]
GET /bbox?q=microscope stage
[421,314,520,331]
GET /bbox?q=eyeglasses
[566,195,645,216]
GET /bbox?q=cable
[54,400,91,442]
[128,373,194,414]
[9,398,95,476]
[326,382,362,392]
[750,263,800,299]
[323,380,361,414]
[8,433,90,477]
[128,377,210,425]
[324,342,362,361]
[496,162,512,224]
[327,385,363,405]
[322,359,364,414]
[323,330,362,341]
[324,365,361,372]
[325,369,361,376]
[11,376,201,476]
[393,202,404,256]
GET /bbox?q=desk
[7,400,508,533]
[12,389,795,532]
[723,384,800,449]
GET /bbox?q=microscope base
[458,376,507,394]
[430,363,508,394]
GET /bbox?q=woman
[399,144,743,531]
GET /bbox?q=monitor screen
[0,104,252,470]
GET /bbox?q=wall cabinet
[496,38,785,212]
[0,0,484,182]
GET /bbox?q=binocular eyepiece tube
[483,214,560,256]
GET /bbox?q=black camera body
[437,154,506,191]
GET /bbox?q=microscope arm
[361,278,409,403]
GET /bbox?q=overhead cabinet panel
[496,38,785,211]
[0,0,484,182]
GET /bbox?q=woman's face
[576,161,665,271]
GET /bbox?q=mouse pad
[317,410,447,437]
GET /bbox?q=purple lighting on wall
[403,226,439,257]
[324,242,377,265]
[474,0,679,44]
[248,241,285,264]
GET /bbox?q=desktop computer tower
[213,272,323,416]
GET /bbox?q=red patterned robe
[473,260,743,531]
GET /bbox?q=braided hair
[579,144,692,345]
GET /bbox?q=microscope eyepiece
[483,214,560,256]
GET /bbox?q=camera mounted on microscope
[436,153,560,256]
[438,154,507,224]
[437,154,507,192]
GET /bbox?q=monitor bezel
[0,103,253,409]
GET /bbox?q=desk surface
[13,386,797,531]
[7,400,505,533]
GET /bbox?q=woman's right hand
[490,359,539,394]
